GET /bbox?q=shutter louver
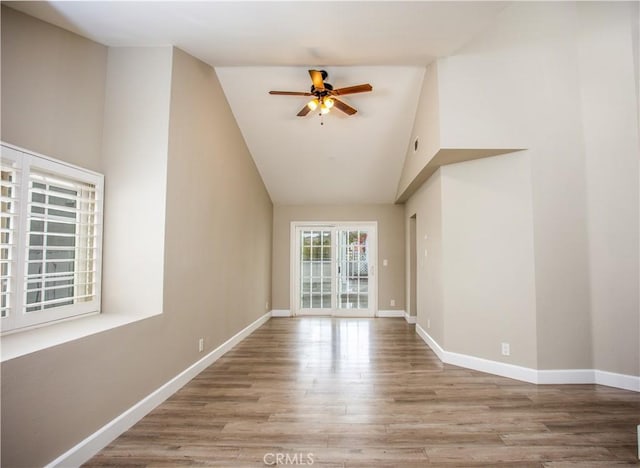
[0,156,21,319]
[25,171,99,313]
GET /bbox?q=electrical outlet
[383,259,388,266]
[265,301,269,311]
[390,299,396,307]
[427,319,431,329]
[501,342,510,356]
[198,338,204,353]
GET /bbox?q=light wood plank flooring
[86,318,640,467]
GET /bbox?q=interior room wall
[403,1,638,376]
[272,204,405,312]
[577,2,640,377]
[440,154,537,368]
[1,45,176,468]
[405,173,443,343]
[0,10,273,467]
[163,47,273,364]
[100,46,173,320]
[396,63,438,199]
[439,1,639,374]
[436,2,593,370]
[0,6,106,170]
[408,215,417,317]
[404,151,538,369]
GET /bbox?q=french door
[291,222,377,317]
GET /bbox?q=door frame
[290,221,378,317]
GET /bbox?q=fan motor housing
[311,82,333,96]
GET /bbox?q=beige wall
[437,2,593,370]
[396,63,438,199]
[272,204,405,311]
[405,153,538,368]
[441,154,537,368]
[403,2,638,375]
[405,173,443,342]
[408,215,417,317]
[1,6,106,170]
[100,46,173,319]
[577,3,639,377]
[163,47,273,359]
[0,9,273,467]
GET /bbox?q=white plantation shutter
[25,171,99,311]
[0,149,22,320]
[0,144,103,333]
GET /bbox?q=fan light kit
[269,69,373,124]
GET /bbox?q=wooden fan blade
[333,98,357,116]
[269,91,313,96]
[297,104,312,117]
[332,83,373,96]
[309,70,325,91]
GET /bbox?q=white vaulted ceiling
[6,1,509,204]
[216,66,425,204]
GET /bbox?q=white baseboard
[416,323,445,361]
[445,348,538,384]
[537,369,595,385]
[271,309,416,323]
[270,309,291,317]
[594,369,640,392]
[415,324,640,392]
[46,311,272,468]
[377,310,405,318]
[337,310,375,317]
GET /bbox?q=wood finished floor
[86,318,640,467]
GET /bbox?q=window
[1,144,103,333]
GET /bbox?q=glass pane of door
[300,229,332,309]
[337,229,369,310]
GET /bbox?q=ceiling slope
[6,1,510,204]
[217,66,425,204]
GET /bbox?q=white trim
[404,312,416,324]
[415,324,639,392]
[416,323,445,361]
[45,312,271,468]
[294,309,332,316]
[0,143,105,334]
[2,141,103,177]
[290,221,378,318]
[445,349,538,384]
[536,369,595,385]
[377,310,405,318]
[333,310,377,318]
[594,370,640,392]
[270,309,291,317]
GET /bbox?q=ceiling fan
[269,69,373,118]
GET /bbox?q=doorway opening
[291,222,378,317]
[409,214,417,319]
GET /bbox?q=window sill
[0,310,161,362]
